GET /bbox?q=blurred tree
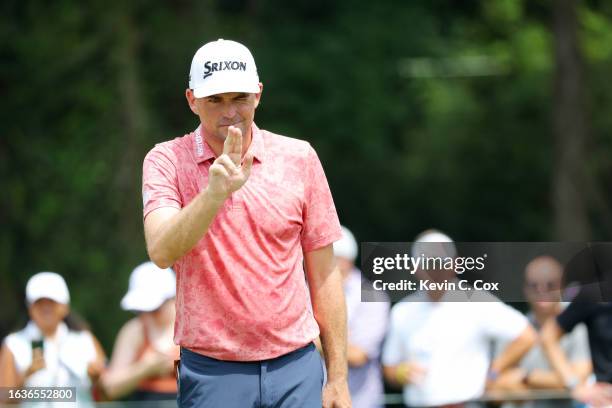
[552,0,591,240]
[2,0,612,353]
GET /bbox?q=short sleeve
[83,331,98,363]
[481,302,529,341]
[142,146,182,220]
[59,331,98,382]
[566,323,591,362]
[3,334,31,375]
[381,307,406,366]
[300,146,342,252]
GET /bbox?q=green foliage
[2,0,612,353]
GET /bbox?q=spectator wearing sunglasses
[541,262,612,408]
[490,256,592,408]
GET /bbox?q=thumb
[241,153,254,179]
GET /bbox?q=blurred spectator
[382,230,537,407]
[541,283,612,408]
[334,226,389,408]
[0,272,106,405]
[491,256,591,408]
[100,262,179,401]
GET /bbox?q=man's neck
[533,303,561,327]
[426,289,445,302]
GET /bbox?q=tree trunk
[552,0,591,241]
[113,6,151,254]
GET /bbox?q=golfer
[142,39,350,407]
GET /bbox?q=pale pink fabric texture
[142,123,342,361]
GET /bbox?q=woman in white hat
[100,261,179,401]
[0,272,106,405]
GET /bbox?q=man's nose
[222,102,238,118]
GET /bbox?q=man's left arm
[490,325,538,374]
[304,244,351,408]
[484,302,537,383]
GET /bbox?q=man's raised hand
[207,125,254,202]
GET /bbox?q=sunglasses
[525,280,561,292]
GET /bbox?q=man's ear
[185,89,199,115]
[254,83,263,109]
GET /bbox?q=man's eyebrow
[233,93,248,99]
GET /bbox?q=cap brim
[192,78,260,98]
[27,291,69,305]
[120,290,167,312]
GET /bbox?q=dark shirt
[557,291,612,383]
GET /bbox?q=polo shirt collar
[248,123,265,163]
[193,122,265,164]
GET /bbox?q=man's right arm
[145,125,253,268]
[490,324,537,375]
[540,318,577,386]
[383,362,427,387]
[145,189,225,268]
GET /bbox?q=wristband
[396,364,408,384]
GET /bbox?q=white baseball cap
[26,272,70,305]
[334,226,358,262]
[189,39,260,98]
[121,262,176,312]
[411,230,457,259]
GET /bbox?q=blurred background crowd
[1,227,611,407]
[3,0,612,406]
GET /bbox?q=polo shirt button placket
[222,193,232,211]
[232,191,244,211]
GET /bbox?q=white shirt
[4,321,97,407]
[382,291,528,407]
[344,269,389,408]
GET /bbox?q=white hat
[26,272,70,305]
[334,226,358,262]
[189,39,260,98]
[121,262,176,312]
[411,230,457,259]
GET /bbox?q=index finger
[228,126,243,164]
[222,126,235,156]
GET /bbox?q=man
[334,226,389,408]
[382,230,537,407]
[490,256,591,408]
[142,39,350,407]
[541,282,612,407]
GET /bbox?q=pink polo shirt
[142,123,342,361]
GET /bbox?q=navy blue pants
[177,343,324,408]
